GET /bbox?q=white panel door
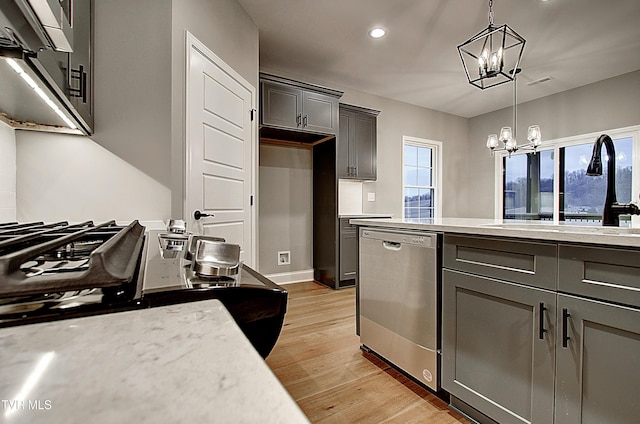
[186,32,256,266]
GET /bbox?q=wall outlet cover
[367,192,376,202]
[277,251,291,265]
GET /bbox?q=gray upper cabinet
[260,74,341,136]
[338,104,379,180]
[28,0,93,133]
[68,0,93,131]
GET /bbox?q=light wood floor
[266,281,471,424]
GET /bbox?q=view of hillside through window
[404,144,435,219]
[504,136,633,224]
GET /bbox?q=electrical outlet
[368,192,376,202]
[277,251,290,265]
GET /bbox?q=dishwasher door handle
[382,241,402,251]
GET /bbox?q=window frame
[402,136,443,219]
[493,125,640,226]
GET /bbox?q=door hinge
[250,108,256,121]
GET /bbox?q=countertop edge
[349,218,640,248]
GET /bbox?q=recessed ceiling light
[369,28,386,39]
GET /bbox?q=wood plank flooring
[266,281,471,424]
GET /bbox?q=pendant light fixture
[485,69,542,156]
[457,0,526,90]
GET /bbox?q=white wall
[468,70,640,218]
[0,121,16,221]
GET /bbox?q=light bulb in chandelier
[505,138,518,152]
[527,125,542,146]
[499,126,512,142]
[486,134,500,149]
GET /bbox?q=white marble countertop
[337,213,393,219]
[0,300,309,424]
[349,217,640,248]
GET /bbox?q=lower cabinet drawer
[558,244,640,308]
[443,234,557,290]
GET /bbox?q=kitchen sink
[481,222,640,235]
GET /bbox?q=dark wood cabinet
[338,104,379,180]
[260,74,340,136]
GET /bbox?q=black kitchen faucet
[586,134,640,226]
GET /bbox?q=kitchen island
[0,299,309,424]
[352,217,640,424]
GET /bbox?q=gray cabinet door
[442,269,556,424]
[339,219,357,281]
[338,106,378,180]
[68,0,93,131]
[337,110,352,178]
[555,294,640,424]
[261,82,302,130]
[302,90,338,134]
[353,113,376,180]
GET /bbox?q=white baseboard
[264,269,314,285]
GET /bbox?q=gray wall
[259,144,313,274]
[259,66,470,221]
[0,121,16,221]
[14,0,259,223]
[468,70,640,218]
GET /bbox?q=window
[403,136,442,219]
[496,126,640,226]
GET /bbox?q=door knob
[193,210,213,220]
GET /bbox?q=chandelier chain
[488,0,494,26]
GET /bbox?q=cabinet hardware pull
[562,308,571,348]
[539,302,547,340]
[303,114,308,127]
[296,114,301,127]
[69,64,87,103]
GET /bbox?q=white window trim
[402,136,443,219]
[493,125,640,226]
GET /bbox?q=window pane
[405,208,419,218]
[404,188,419,208]
[404,145,418,167]
[564,137,633,223]
[417,168,432,187]
[420,208,433,219]
[404,166,418,186]
[417,147,432,167]
[503,154,528,218]
[419,189,433,207]
[539,150,554,217]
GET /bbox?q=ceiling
[235,0,640,118]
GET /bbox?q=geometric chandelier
[457,0,526,90]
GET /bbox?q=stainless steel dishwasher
[358,227,441,391]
